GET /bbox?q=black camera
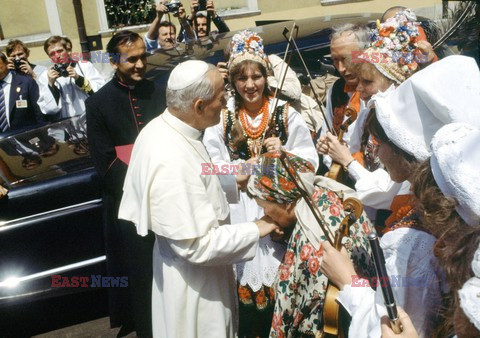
[193,0,207,12]
[13,58,24,71]
[53,63,71,77]
[165,1,182,13]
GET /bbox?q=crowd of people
[1,3,479,338]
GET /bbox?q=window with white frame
[96,0,260,32]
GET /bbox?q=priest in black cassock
[86,30,164,338]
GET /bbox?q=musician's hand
[316,132,353,167]
[320,241,356,290]
[416,40,435,67]
[217,61,229,80]
[264,137,282,152]
[381,307,418,338]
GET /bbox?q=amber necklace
[238,97,270,139]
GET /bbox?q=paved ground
[32,317,135,338]
[0,289,135,337]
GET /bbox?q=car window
[0,114,91,188]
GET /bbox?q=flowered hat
[228,30,270,71]
[247,150,315,204]
[363,9,420,84]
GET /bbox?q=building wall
[0,0,50,38]
[0,0,442,63]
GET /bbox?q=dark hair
[106,30,142,56]
[159,21,176,33]
[43,36,68,55]
[62,36,73,52]
[412,159,480,337]
[194,13,210,35]
[0,52,7,63]
[6,39,30,57]
[364,108,417,162]
[381,6,407,22]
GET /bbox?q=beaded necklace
[238,97,270,139]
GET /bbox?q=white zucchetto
[167,60,210,90]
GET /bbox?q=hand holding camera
[165,0,182,14]
[192,0,207,12]
[8,57,34,77]
[156,1,169,16]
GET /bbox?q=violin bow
[278,150,335,245]
[258,23,297,156]
[281,25,336,136]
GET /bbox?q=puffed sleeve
[337,228,444,337]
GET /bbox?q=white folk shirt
[37,61,105,119]
[119,110,260,338]
[337,227,447,338]
[203,97,318,291]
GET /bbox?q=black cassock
[86,76,165,337]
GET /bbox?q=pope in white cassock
[118,60,279,338]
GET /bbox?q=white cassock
[119,110,260,338]
[337,227,447,338]
[37,61,105,119]
[203,97,318,291]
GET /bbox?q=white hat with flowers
[228,30,270,71]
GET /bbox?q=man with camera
[190,0,230,39]
[144,1,195,52]
[5,40,47,80]
[0,52,44,132]
[37,36,105,121]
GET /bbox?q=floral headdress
[228,30,270,71]
[364,9,421,84]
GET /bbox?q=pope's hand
[255,215,280,237]
[236,157,258,191]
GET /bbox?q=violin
[325,107,358,183]
[323,197,363,337]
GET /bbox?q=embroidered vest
[223,102,289,161]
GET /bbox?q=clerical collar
[115,75,136,90]
[162,110,203,141]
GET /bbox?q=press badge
[16,95,28,108]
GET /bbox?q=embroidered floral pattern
[270,186,376,337]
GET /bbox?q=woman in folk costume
[382,124,480,337]
[203,30,318,337]
[319,55,480,337]
[318,10,422,222]
[244,150,375,337]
